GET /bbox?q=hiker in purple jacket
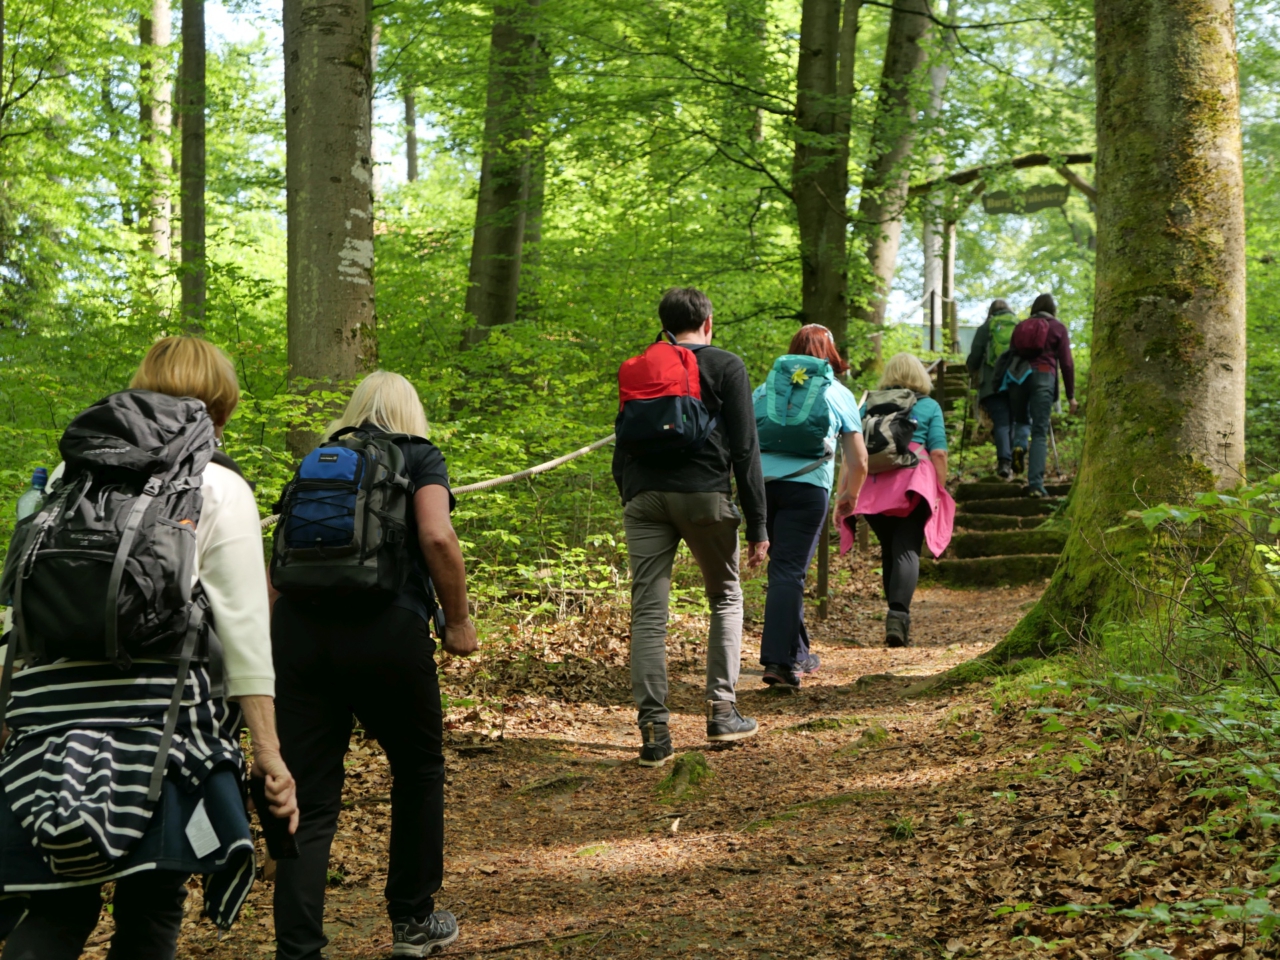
[1007,293,1078,497]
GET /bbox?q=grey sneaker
[638,721,674,767]
[706,700,758,742]
[885,612,910,648]
[762,663,800,689]
[797,653,821,675]
[996,460,1013,481]
[392,911,459,957]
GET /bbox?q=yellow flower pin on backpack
[790,367,809,386]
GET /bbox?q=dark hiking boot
[797,653,821,675]
[1011,446,1026,476]
[996,460,1013,482]
[392,911,459,957]
[637,721,674,767]
[885,612,910,648]
[1027,485,1048,498]
[707,700,759,742]
[762,663,800,689]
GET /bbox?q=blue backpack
[270,427,415,599]
[754,355,835,479]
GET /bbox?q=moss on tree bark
[954,0,1246,680]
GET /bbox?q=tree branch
[909,151,1093,196]
[1054,165,1097,204]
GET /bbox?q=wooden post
[943,220,958,351]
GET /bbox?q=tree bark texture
[179,0,205,329]
[404,88,418,182]
[463,0,542,346]
[791,0,862,354]
[140,0,172,261]
[284,0,377,433]
[981,0,1246,665]
[851,0,931,336]
[921,3,955,353]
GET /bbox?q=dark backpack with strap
[615,336,717,458]
[269,426,415,599]
[1011,314,1052,359]
[862,389,921,475]
[0,390,223,803]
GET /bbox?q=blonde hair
[130,336,240,426]
[327,371,429,439]
[878,352,933,395]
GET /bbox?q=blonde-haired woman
[847,352,955,647]
[272,371,476,960]
[0,336,297,960]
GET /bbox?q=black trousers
[760,481,829,668]
[865,501,930,619]
[1,871,187,960]
[272,600,446,960]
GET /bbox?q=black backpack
[269,426,415,599]
[1,390,217,668]
[862,388,921,475]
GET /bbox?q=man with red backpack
[1006,293,1078,497]
[613,287,769,766]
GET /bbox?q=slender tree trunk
[791,0,862,354]
[462,0,541,347]
[404,87,418,182]
[179,0,205,329]
[978,0,1246,666]
[851,0,932,343]
[140,0,172,260]
[920,3,955,354]
[284,0,377,455]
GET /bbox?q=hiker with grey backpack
[846,353,956,648]
[0,337,297,960]
[268,371,477,960]
[753,324,867,689]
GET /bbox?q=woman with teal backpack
[753,325,868,689]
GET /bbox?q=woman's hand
[250,747,299,835]
[443,617,479,657]
[833,492,857,527]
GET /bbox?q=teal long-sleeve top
[860,395,948,452]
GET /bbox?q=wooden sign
[982,184,1071,215]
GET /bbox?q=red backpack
[1010,314,1051,359]
[616,337,716,457]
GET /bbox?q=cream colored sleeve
[197,464,275,699]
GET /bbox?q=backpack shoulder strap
[210,450,255,492]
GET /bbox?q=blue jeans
[981,393,1031,465]
[760,481,829,668]
[1009,371,1056,490]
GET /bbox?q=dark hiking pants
[865,501,930,621]
[760,481,829,669]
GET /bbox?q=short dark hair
[987,298,1010,317]
[658,287,713,335]
[1030,293,1057,317]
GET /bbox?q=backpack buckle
[143,477,163,497]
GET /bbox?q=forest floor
[95,556,1263,959]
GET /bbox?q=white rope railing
[259,433,616,530]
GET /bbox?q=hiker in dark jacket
[1006,293,1078,497]
[966,299,1030,480]
[612,287,768,767]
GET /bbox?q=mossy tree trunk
[283,0,377,456]
[850,0,930,344]
[178,0,205,330]
[982,0,1246,665]
[462,0,542,347]
[791,0,862,354]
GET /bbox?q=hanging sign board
[982,184,1070,215]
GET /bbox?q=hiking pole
[1049,420,1061,478]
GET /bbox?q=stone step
[920,554,1059,587]
[958,497,1062,517]
[953,514,1044,532]
[945,529,1067,559]
[955,481,1072,502]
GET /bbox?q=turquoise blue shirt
[860,394,948,452]
[753,379,862,490]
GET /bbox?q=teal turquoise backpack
[754,355,835,479]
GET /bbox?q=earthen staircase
[918,362,1072,587]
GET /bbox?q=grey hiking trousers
[623,490,743,728]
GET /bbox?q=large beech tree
[982,0,1247,663]
[283,0,377,451]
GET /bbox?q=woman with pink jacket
[837,353,955,647]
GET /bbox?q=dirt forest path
[159,561,1241,960]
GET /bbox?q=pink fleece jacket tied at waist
[840,443,955,558]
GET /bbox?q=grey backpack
[862,389,921,475]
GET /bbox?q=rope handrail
[259,433,617,530]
